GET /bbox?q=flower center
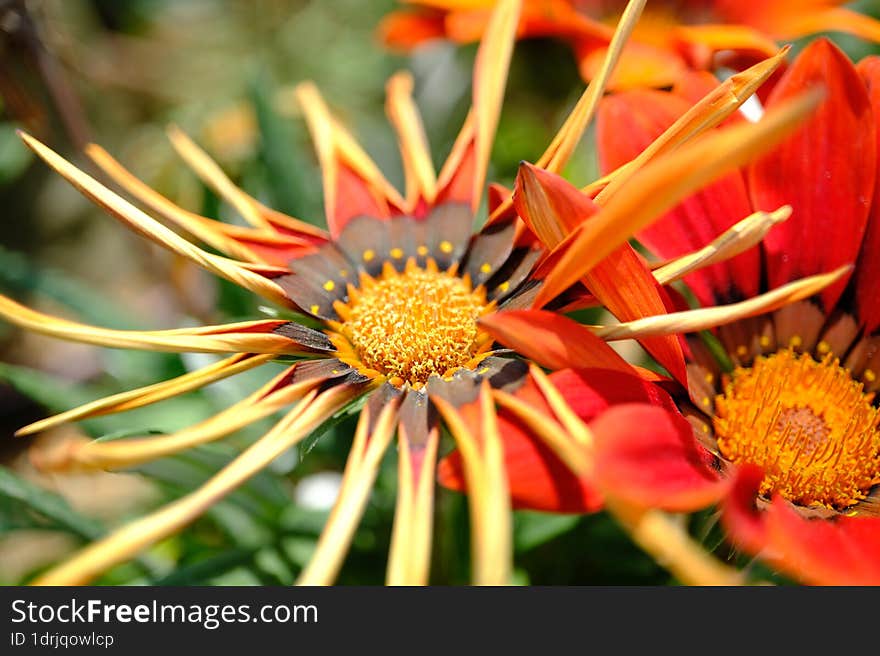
[713,349,880,510]
[329,260,493,388]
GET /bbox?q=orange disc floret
[328,258,495,387]
[714,349,880,510]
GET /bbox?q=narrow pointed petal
[594,47,788,200]
[749,39,876,311]
[295,82,405,235]
[485,0,648,226]
[33,364,341,471]
[479,309,632,373]
[0,295,330,355]
[433,386,511,585]
[592,266,852,341]
[470,0,519,212]
[386,72,437,209]
[30,383,363,585]
[591,404,726,512]
[297,397,399,585]
[16,353,274,437]
[537,0,646,174]
[87,144,326,265]
[386,395,439,585]
[535,89,823,308]
[436,0,520,211]
[514,164,686,382]
[653,206,791,286]
[166,125,272,230]
[854,56,880,334]
[18,132,293,306]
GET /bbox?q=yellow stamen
[714,349,880,510]
[330,260,491,386]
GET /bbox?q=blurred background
[0,0,877,585]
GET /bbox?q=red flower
[585,38,880,585]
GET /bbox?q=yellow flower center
[329,260,493,388]
[714,349,880,510]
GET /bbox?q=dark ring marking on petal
[272,321,336,352]
[462,219,516,287]
[426,356,527,406]
[486,247,543,302]
[421,203,474,270]
[335,214,392,277]
[399,388,436,449]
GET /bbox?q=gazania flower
[0,0,829,586]
[503,38,880,585]
[379,0,880,90]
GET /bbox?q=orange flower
[379,0,880,90]
[0,0,824,586]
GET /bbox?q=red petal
[764,499,880,585]
[719,464,770,556]
[514,164,687,383]
[597,89,759,307]
[438,367,680,513]
[592,404,727,512]
[854,56,880,334]
[748,38,876,311]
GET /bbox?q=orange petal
[534,88,822,309]
[295,82,405,235]
[514,164,686,382]
[437,0,521,211]
[385,73,437,213]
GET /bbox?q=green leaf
[513,510,581,553]
[0,466,104,540]
[152,547,258,586]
